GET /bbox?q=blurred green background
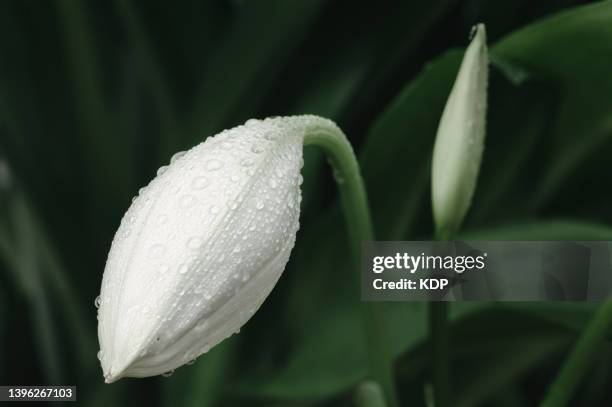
[1,0,612,405]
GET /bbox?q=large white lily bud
[432,24,488,238]
[97,115,339,382]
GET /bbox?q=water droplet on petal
[255,201,264,210]
[192,176,210,190]
[161,370,174,377]
[251,144,264,154]
[178,263,190,274]
[156,166,168,176]
[240,158,254,167]
[94,296,101,309]
[157,214,168,225]
[170,151,186,164]
[149,244,166,259]
[180,195,197,208]
[187,237,203,250]
[206,159,223,171]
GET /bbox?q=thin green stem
[430,229,451,407]
[304,119,398,407]
[356,380,388,407]
[540,298,612,407]
[429,301,450,407]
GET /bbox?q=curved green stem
[540,299,612,407]
[304,119,398,407]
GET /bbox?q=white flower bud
[432,24,488,237]
[97,115,339,382]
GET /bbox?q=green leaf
[0,283,5,383]
[55,0,134,199]
[0,173,96,379]
[459,220,612,240]
[0,192,63,382]
[492,2,612,212]
[451,308,574,407]
[114,0,182,159]
[162,338,238,407]
[187,0,327,144]
[361,50,463,240]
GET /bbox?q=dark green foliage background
[0,0,611,406]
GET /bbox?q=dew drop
[161,370,174,378]
[149,244,166,259]
[170,151,186,163]
[178,263,190,274]
[192,176,210,190]
[251,144,264,154]
[156,166,168,176]
[187,237,203,250]
[157,214,168,225]
[206,159,223,171]
[255,201,265,210]
[94,296,101,309]
[230,174,240,183]
[240,158,254,167]
[97,350,104,360]
[180,195,197,208]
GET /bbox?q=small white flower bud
[97,115,340,382]
[432,24,488,238]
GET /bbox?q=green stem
[429,301,450,407]
[304,119,398,407]
[430,228,451,407]
[356,380,388,407]
[540,299,612,407]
